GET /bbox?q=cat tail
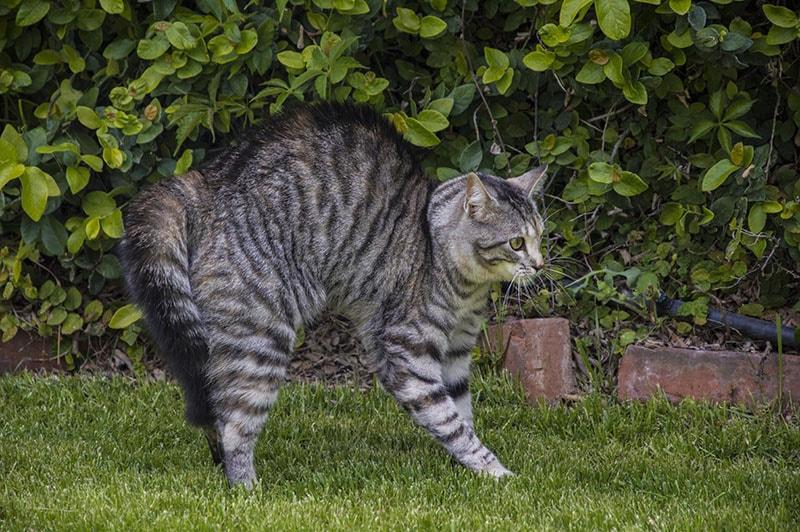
[118,171,214,426]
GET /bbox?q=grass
[1,373,799,531]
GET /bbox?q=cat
[119,103,547,488]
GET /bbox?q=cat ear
[508,165,548,199]
[464,172,497,220]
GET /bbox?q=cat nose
[530,255,544,269]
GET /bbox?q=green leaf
[109,304,143,329]
[20,167,50,221]
[588,162,615,184]
[669,0,691,16]
[725,120,760,139]
[174,149,193,175]
[277,50,305,69]
[104,39,136,60]
[660,203,684,225]
[603,53,624,85]
[459,141,483,172]
[647,57,674,76]
[76,8,106,31]
[103,147,124,169]
[575,61,606,84]
[450,84,475,115]
[701,159,738,192]
[81,155,104,172]
[66,166,90,194]
[99,0,124,14]
[613,171,648,196]
[208,35,235,62]
[765,25,796,46]
[234,29,258,54]
[393,7,421,33]
[667,28,694,48]
[687,5,707,31]
[82,191,116,218]
[85,217,100,240]
[428,98,454,117]
[166,22,197,50]
[595,0,631,41]
[763,5,799,29]
[722,99,754,122]
[337,0,369,14]
[495,69,514,95]
[717,127,732,154]
[738,303,764,318]
[415,110,448,133]
[33,50,62,65]
[0,162,24,190]
[560,0,593,27]
[76,106,102,129]
[61,313,84,335]
[720,32,752,53]
[688,119,716,143]
[748,203,766,233]
[137,37,170,60]
[67,226,85,254]
[523,49,555,72]
[621,42,648,66]
[40,216,67,256]
[84,300,104,322]
[47,307,68,326]
[419,15,447,38]
[101,210,124,238]
[37,142,79,155]
[482,66,506,84]
[709,91,724,119]
[0,140,15,164]
[403,118,440,147]
[484,47,509,69]
[1,125,28,162]
[761,201,783,214]
[622,80,647,105]
[16,0,50,26]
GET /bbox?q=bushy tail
[119,171,213,426]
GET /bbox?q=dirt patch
[291,313,372,388]
[0,330,64,374]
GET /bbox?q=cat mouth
[515,266,541,279]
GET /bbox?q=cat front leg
[375,329,512,478]
[441,350,473,427]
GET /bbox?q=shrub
[0,0,798,372]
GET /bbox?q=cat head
[432,167,547,284]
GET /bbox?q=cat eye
[509,237,524,251]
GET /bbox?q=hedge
[0,0,798,377]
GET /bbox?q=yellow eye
[509,237,524,251]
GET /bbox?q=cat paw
[483,461,514,479]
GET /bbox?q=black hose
[656,293,798,348]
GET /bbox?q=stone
[0,330,62,374]
[484,318,577,403]
[618,345,800,407]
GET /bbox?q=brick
[619,345,800,407]
[0,330,61,374]
[484,318,577,403]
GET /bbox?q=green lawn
[1,373,798,531]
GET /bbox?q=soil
[2,306,797,389]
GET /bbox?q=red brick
[0,330,61,374]
[619,345,800,407]
[484,318,577,403]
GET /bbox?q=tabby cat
[120,103,547,488]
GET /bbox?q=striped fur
[120,103,547,487]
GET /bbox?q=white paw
[483,461,514,479]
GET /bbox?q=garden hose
[655,293,798,349]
